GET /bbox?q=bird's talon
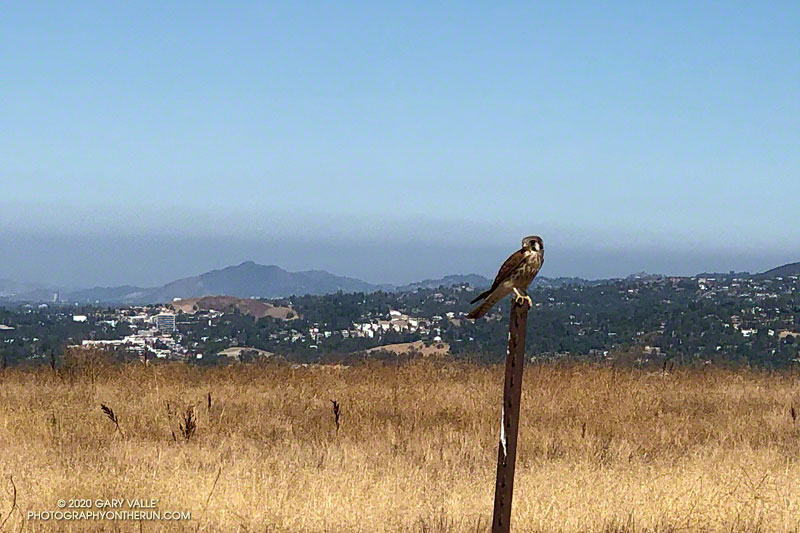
[513,294,532,308]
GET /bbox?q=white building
[155,313,176,333]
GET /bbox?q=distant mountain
[625,271,661,280]
[62,262,382,304]
[0,279,51,298]
[396,274,600,292]
[67,285,149,303]
[397,274,492,292]
[0,267,644,304]
[8,258,796,305]
[696,270,752,279]
[53,263,500,304]
[536,276,607,288]
[147,261,379,302]
[696,262,800,280]
[755,262,800,279]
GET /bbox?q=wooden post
[492,299,529,533]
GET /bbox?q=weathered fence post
[491,299,530,532]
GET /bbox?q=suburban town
[1,270,798,368]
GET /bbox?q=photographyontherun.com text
[28,498,191,521]
[28,510,191,521]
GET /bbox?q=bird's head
[522,235,543,254]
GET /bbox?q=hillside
[756,262,800,279]
[365,340,450,357]
[170,295,296,320]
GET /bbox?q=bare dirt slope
[170,295,296,319]
[365,340,449,356]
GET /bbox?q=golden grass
[0,356,798,532]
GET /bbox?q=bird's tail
[467,290,505,319]
[469,288,492,304]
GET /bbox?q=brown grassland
[0,349,798,532]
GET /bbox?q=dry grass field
[0,351,798,532]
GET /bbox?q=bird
[467,236,544,319]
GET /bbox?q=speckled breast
[513,254,542,288]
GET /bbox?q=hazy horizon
[2,3,798,287]
[2,224,797,289]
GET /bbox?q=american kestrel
[467,236,544,319]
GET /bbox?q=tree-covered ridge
[1,274,798,368]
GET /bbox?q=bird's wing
[470,248,526,304]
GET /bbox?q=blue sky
[2,2,799,286]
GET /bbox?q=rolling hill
[36,262,492,304]
[755,262,800,279]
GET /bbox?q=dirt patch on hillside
[218,346,274,361]
[365,340,449,357]
[171,295,296,320]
